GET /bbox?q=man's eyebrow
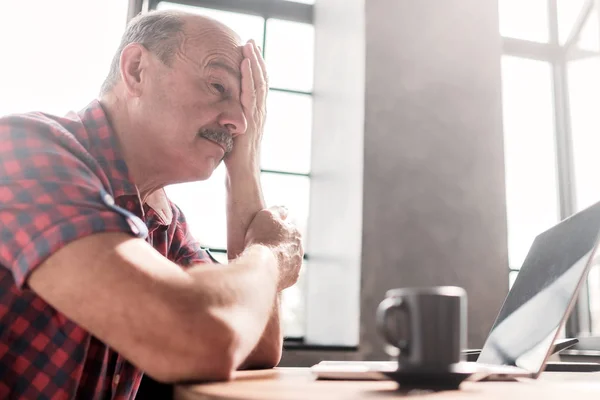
[206,60,241,80]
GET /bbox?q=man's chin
[202,158,222,178]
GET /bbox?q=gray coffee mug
[376,286,467,371]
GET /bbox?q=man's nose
[219,105,247,137]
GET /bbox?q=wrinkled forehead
[179,17,244,78]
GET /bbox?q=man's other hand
[245,206,303,290]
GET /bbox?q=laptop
[312,200,600,381]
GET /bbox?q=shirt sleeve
[0,115,147,289]
[168,202,217,267]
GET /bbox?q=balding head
[100,10,241,95]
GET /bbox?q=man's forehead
[206,57,242,80]
[182,40,243,79]
[180,15,244,77]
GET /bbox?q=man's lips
[203,137,227,153]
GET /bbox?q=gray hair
[100,10,186,95]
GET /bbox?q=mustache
[198,128,233,154]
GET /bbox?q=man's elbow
[253,346,283,369]
[140,318,243,383]
[144,349,237,384]
[240,339,283,370]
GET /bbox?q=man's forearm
[225,160,284,368]
[226,160,265,259]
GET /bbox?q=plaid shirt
[0,100,212,399]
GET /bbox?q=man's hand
[225,39,267,168]
[245,206,304,290]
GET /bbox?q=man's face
[134,19,246,183]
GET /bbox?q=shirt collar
[76,99,173,225]
[145,189,174,226]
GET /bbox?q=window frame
[145,0,313,23]
[501,0,600,336]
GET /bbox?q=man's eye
[212,83,226,94]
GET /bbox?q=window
[153,0,315,339]
[499,0,550,43]
[0,0,128,116]
[500,0,600,334]
[501,56,559,272]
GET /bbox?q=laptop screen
[477,201,600,373]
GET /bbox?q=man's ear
[119,43,148,97]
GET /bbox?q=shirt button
[103,193,115,206]
[113,374,120,387]
[127,219,141,236]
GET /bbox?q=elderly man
[0,9,303,399]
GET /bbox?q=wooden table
[175,368,600,400]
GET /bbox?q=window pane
[262,91,312,174]
[265,19,314,92]
[282,263,307,338]
[165,165,227,249]
[0,0,127,116]
[157,2,265,45]
[261,172,310,246]
[569,58,600,211]
[498,0,549,43]
[501,56,559,269]
[576,7,600,51]
[558,0,588,43]
[589,262,600,333]
[509,271,519,289]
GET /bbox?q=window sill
[283,338,359,352]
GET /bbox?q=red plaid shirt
[0,100,212,399]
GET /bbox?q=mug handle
[376,297,410,353]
